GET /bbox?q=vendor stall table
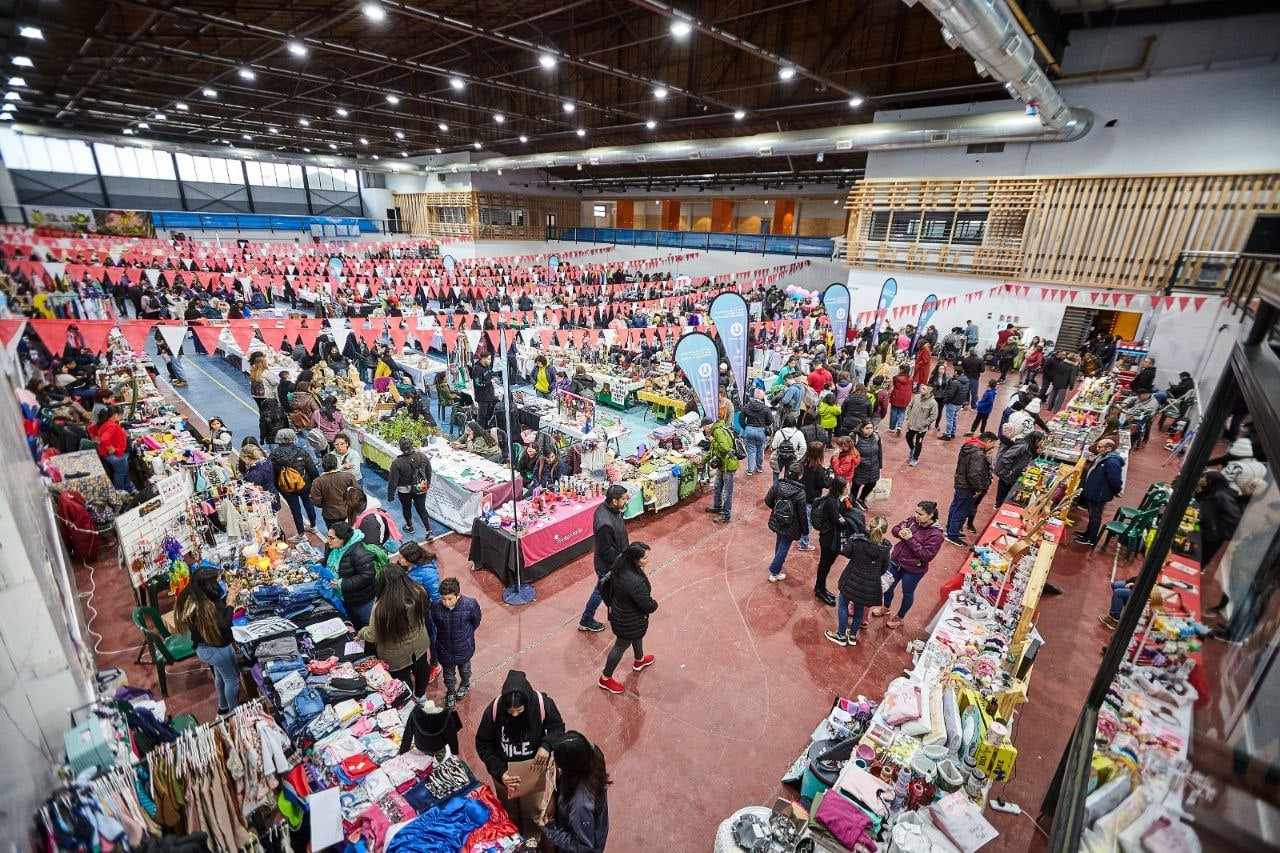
[470,494,604,585]
[636,389,688,422]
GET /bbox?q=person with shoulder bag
[763,463,810,582]
[826,516,890,646]
[596,543,659,695]
[387,437,433,534]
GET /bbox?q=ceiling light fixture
[848,96,865,108]
[371,154,379,160]
[138,122,150,129]
[472,141,482,149]
[359,137,368,145]
[287,41,308,57]
[562,101,575,114]
[493,113,504,124]
[153,112,166,120]
[7,77,25,87]
[538,53,557,70]
[175,102,188,110]
[202,87,217,98]
[18,26,43,40]
[122,128,133,135]
[269,127,279,134]
[518,135,528,143]
[645,119,656,130]
[1,104,14,112]
[11,57,33,68]
[336,107,349,117]
[575,128,586,137]
[437,122,448,132]
[329,143,337,150]
[242,133,252,140]
[303,147,311,152]
[670,20,692,38]
[448,76,465,91]
[394,130,404,140]
[778,66,796,81]
[400,151,408,157]
[299,118,310,126]
[733,109,745,120]
[238,67,256,80]
[434,147,442,153]
[3,92,19,101]
[362,3,386,21]
[653,86,668,100]
[385,94,400,104]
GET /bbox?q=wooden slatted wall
[392,191,581,240]
[845,172,1280,291]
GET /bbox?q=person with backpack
[811,477,859,606]
[775,374,804,422]
[702,416,739,524]
[597,543,659,695]
[850,419,883,506]
[579,484,630,633]
[387,437,433,534]
[431,577,482,708]
[310,452,362,529]
[763,463,809,582]
[475,670,567,834]
[940,370,971,440]
[769,414,806,483]
[270,428,318,535]
[826,516,890,647]
[359,563,432,697]
[872,501,945,629]
[994,431,1044,507]
[740,388,773,475]
[325,522,378,629]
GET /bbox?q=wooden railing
[845,172,1280,291]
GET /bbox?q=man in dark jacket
[475,670,566,826]
[764,464,809,580]
[430,577,482,706]
[945,433,996,544]
[960,349,985,407]
[472,351,499,428]
[1128,357,1157,395]
[578,485,630,632]
[1074,438,1125,546]
[270,428,319,535]
[940,373,971,440]
[387,437,432,534]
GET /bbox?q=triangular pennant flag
[297,321,320,352]
[486,329,501,351]
[31,319,73,355]
[192,323,224,355]
[441,329,459,353]
[538,330,554,349]
[555,330,571,347]
[257,320,287,351]
[1150,296,1164,310]
[1178,296,1190,311]
[1193,296,1207,311]
[0,318,27,350]
[157,324,188,357]
[119,320,157,355]
[75,320,115,355]
[571,329,587,349]
[332,325,354,354]
[228,319,255,353]
[387,322,408,352]
[504,328,518,350]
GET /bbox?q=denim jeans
[889,406,906,430]
[882,561,923,619]
[442,660,473,695]
[767,534,793,576]
[742,426,766,473]
[713,469,734,519]
[946,488,978,539]
[943,403,960,437]
[1083,499,1107,542]
[1109,583,1132,619]
[837,593,866,637]
[968,376,980,408]
[799,501,812,548]
[282,491,316,534]
[581,580,604,625]
[104,452,133,492]
[195,644,241,711]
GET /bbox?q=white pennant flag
[331,326,352,354]
[157,324,189,356]
[327,317,348,331]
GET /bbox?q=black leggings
[906,429,926,461]
[815,543,840,594]
[603,636,644,677]
[390,653,431,697]
[399,491,430,530]
[852,480,877,503]
[970,412,990,434]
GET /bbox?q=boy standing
[431,577,483,708]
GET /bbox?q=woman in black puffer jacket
[826,516,890,647]
[850,420,884,505]
[597,543,659,694]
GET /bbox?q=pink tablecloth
[517,496,604,567]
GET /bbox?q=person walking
[912,339,932,388]
[1074,438,1125,547]
[829,436,860,483]
[431,577,482,708]
[579,484,630,633]
[939,370,970,440]
[387,437,432,534]
[764,463,809,582]
[597,543,659,695]
[359,564,432,698]
[945,433,996,545]
[968,379,998,436]
[175,567,243,714]
[740,389,773,475]
[536,732,610,853]
[811,477,852,606]
[993,431,1044,507]
[825,516,890,646]
[768,415,806,483]
[269,428,318,535]
[798,441,829,551]
[960,348,985,408]
[310,452,361,529]
[702,416,738,524]
[325,522,378,629]
[888,366,912,434]
[872,501,944,629]
[850,419,883,506]
[903,386,938,467]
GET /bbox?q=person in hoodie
[945,432,996,545]
[536,731,610,853]
[872,501,944,629]
[968,379,998,436]
[475,670,567,831]
[238,443,277,506]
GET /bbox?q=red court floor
[79,372,1180,852]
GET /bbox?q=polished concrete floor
[81,357,1183,852]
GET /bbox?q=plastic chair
[1099,508,1161,558]
[131,607,196,697]
[1111,483,1172,525]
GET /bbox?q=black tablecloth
[468,518,595,586]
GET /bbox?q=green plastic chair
[131,607,196,697]
[1100,508,1161,558]
[1113,482,1172,524]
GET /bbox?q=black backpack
[767,485,799,535]
[774,429,800,469]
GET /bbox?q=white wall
[866,15,1280,179]
[361,186,394,220]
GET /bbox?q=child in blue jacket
[968,379,998,436]
[430,577,483,708]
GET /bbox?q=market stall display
[415,436,522,533]
[470,484,606,584]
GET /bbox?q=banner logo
[674,332,721,418]
[821,283,851,351]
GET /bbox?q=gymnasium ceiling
[0,0,1271,191]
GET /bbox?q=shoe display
[598,676,625,694]
[823,631,848,646]
[632,654,655,672]
[577,619,606,632]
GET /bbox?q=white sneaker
[767,572,787,582]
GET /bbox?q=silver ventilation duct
[457,110,1091,173]
[911,0,1079,129]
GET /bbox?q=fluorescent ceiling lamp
[575,128,586,137]
[437,122,448,131]
[362,3,386,21]
[778,66,796,80]
[18,26,43,40]
[538,53,557,69]
[448,77,465,91]
[400,151,408,157]
[0,112,11,120]
[394,130,404,139]
[7,77,25,87]
[493,113,504,124]
[336,107,348,117]
[434,147,442,153]
[645,119,656,130]
[359,137,368,145]
[202,88,217,98]
[299,118,310,126]
[653,86,668,100]
[733,109,745,120]
[518,135,528,143]
[175,102,188,110]
[670,20,692,38]
[138,122,150,129]
[11,57,33,68]
[1,104,14,112]
[371,154,379,160]
[268,127,279,134]
[241,133,251,140]
[329,143,337,149]
[472,141,482,149]
[562,101,575,114]
[154,112,166,120]
[848,96,864,108]
[287,41,308,57]
[385,94,400,104]
[238,67,256,80]
[303,147,311,152]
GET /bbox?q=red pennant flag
[504,328,518,350]
[75,320,114,355]
[486,329,501,351]
[387,322,408,352]
[1150,296,1164,310]
[118,320,157,354]
[228,319,255,353]
[1121,294,1135,308]
[192,323,225,355]
[1178,296,1190,311]
[538,330,554,348]
[1193,296,1207,311]
[257,321,287,351]
[441,329,459,353]
[356,320,382,349]
[296,321,320,352]
[1089,292,1100,305]
[0,318,27,350]
[31,319,73,355]
[571,329,587,349]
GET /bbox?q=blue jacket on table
[1082,452,1125,503]
[429,595,482,665]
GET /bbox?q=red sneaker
[598,676,625,694]
[632,654,655,672]
[429,664,442,683]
